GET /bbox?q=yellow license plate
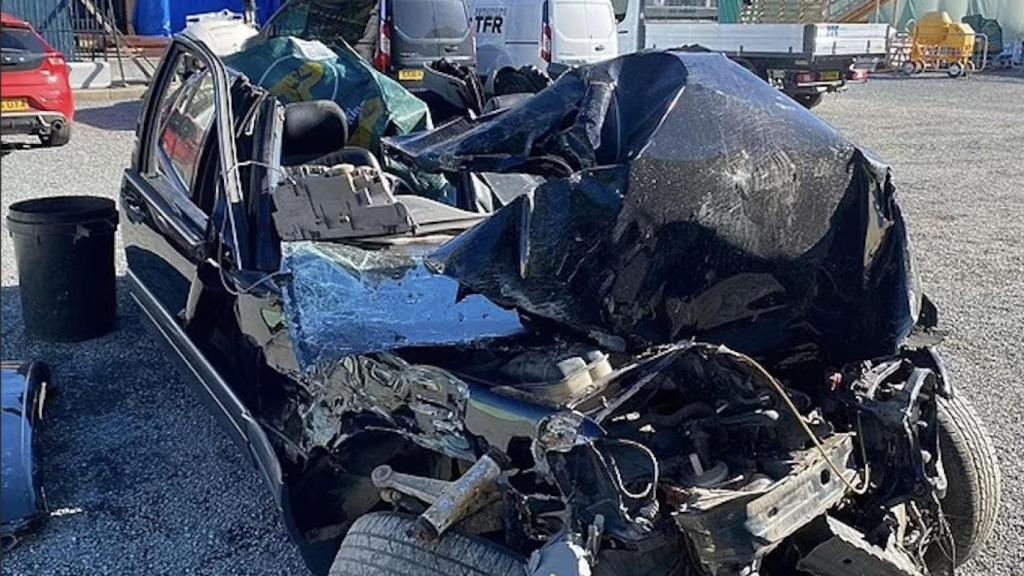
[1,99,30,113]
[819,71,841,81]
[398,69,424,82]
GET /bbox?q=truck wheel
[793,93,824,109]
[40,121,71,147]
[330,512,526,576]
[925,394,1001,571]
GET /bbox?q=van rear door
[549,0,591,64]
[585,0,617,60]
[550,0,617,65]
[391,0,474,85]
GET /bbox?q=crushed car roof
[388,51,920,363]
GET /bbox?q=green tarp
[224,37,432,154]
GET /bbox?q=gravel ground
[2,74,1022,575]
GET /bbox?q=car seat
[280,100,349,166]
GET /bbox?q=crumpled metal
[389,52,919,363]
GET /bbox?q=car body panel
[1,362,50,545]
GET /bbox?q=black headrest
[281,100,349,166]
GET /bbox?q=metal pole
[105,0,128,87]
[244,0,258,25]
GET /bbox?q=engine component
[499,348,611,404]
[670,434,859,576]
[528,535,593,576]
[411,450,509,541]
[372,464,452,505]
[796,517,923,576]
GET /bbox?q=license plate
[819,71,841,81]
[1,99,30,113]
[398,69,424,82]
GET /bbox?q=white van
[470,0,619,78]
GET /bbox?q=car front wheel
[330,512,526,576]
[926,393,1001,571]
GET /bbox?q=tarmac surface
[2,72,1022,574]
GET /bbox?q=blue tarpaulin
[134,0,284,36]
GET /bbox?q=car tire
[926,394,1001,571]
[794,93,824,109]
[40,122,71,147]
[329,512,526,576]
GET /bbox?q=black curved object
[7,196,119,342]
[281,100,349,166]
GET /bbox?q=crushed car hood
[387,52,920,363]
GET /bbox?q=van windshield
[267,0,379,49]
[394,0,469,39]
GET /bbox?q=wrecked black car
[120,29,1000,576]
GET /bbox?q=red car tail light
[374,17,392,72]
[540,0,552,63]
[849,69,869,81]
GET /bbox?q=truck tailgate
[645,23,807,55]
[806,23,889,57]
[644,22,890,59]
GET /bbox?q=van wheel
[925,394,1001,571]
[40,122,71,147]
[329,512,526,576]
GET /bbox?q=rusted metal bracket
[372,450,510,541]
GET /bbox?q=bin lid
[7,196,117,226]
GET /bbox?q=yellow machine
[903,11,977,77]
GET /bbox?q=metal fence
[3,0,130,63]
[3,0,78,59]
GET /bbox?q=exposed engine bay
[272,331,955,576]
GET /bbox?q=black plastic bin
[7,196,119,342]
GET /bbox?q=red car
[1,12,74,146]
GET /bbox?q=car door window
[154,56,216,197]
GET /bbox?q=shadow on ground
[1,140,44,156]
[74,100,142,132]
